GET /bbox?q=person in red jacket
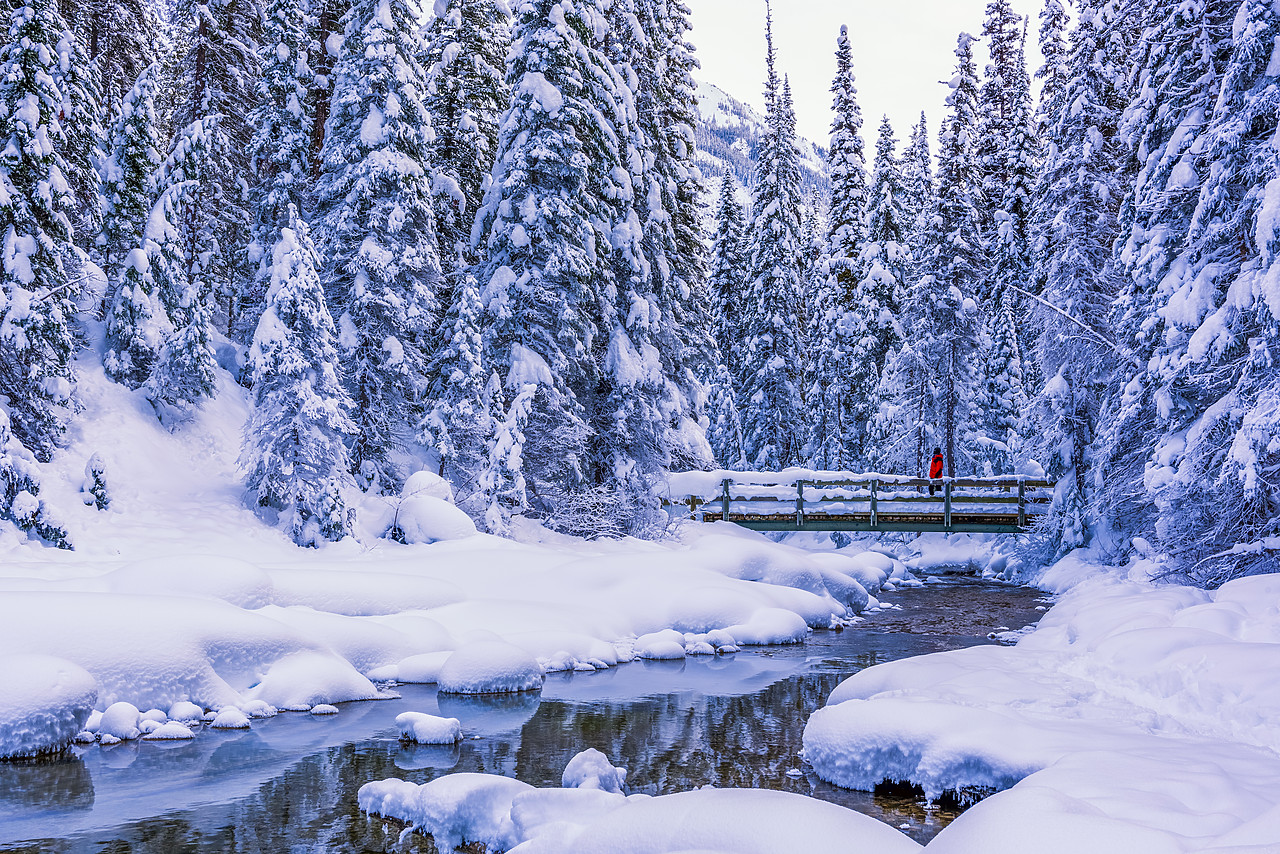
[928,447,944,495]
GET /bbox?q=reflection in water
[1,580,1046,852]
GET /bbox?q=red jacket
[929,453,944,479]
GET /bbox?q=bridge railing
[660,473,1054,533]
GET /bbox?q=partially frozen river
[0,580,1047,852]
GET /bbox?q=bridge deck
[664,473,1053,534]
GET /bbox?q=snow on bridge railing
[659,469,1055,534]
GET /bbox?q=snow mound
[245,651,379,709]
[395,495,477,544]
[634,629,687,660]
[142,721,194,740]
[400,469,455,503]
[0,655,97,759]
[378,650,453,684]
[725,607,809,645]
[360,772,534,853]
[438,641,544,695]
[397,711,462,744]
[562,748,627,793]
[209,707,250,729]
[98,701,142,741]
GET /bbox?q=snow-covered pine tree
[974,0,1024,261]
[171,0,258,333]
[708,173,748,381]
[988,24,1038,313]
[973,291,1026,474]
[0,409,69,547]
[738,6,807,470]
[911,32,983,478]
[81,452,109,510]
[628,0,714,476]
[314,0,441,493]
[806,25,867,470]
[0,0,81,460]
[867,340,931,476]
[473,0,631,520]
[102,66,168,388]
[61,0,164,105]
[706,362,747,469]
[480,379,533,535]
[422,0,511,276]
[421,271,491,515]
[52,26,104,250]
[1028,0,1071,297]
[1096,0,1234,542]
[845,115,910,468]
[1021,1,1135,559]
[244,0,315,344]
[242,207,357,546]
[901,111,934,254]
[1126,0,1279,583]
[141,117,230,422]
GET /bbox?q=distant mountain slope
[694,79,831,201]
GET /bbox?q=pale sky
[688,0,1046,149]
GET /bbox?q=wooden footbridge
[661,472,1054,534]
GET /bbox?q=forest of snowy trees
[0,0,1276,583]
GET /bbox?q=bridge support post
[1018,480,1026,528]
[795,481,805,528]
[944,481,952,529]
[870,480,878,528]
[721,478,732,522]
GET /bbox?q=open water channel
[0,579,1049,853]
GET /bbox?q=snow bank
[803,573,1280,851]
[0,356,894,758]
[0,654,96,759]
[359,750,922,854]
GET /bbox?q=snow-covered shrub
[81,453,110,510]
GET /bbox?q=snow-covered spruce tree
[912,32,983,478]
[706,362,747,470]
[974,291,1026,474]
[52,26,104,249]
[1096,0,1234,542]
[141,117,234,423]
[1125,0,1280,584]
[102,66,167,388]
[1028,0,1072,298]
[480,379,533,536]
[314,0,441,493]
[473,0,628,523]
[867,340,932,476]
[845,115,910,468]
[61,0,164,106]
[806,25,867,470]
[1020,2,1134,561]
[243,0,315,344]
[708,173,748,381]
[242,208,357,546]
[0,409,69,546]
[974,0,1023,258]
[0,0,81,460]
[988,25,1038,313]
[171,0,258,333]
[738,7,807,470]
[628,0,715,476]
[421,272,491,515]
[901,111,934,271]
[422,0,511,277]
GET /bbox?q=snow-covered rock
[561,748,627,793]
[0,655,96,759]
[394,495,478,544]
[438,641,544,695]
[396,711,462,744]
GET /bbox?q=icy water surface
[0,579,1048,852]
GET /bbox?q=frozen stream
[0,580,1048,853]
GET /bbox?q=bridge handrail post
[1018,480,1026,528]
[721,478,732,522]
[944,480,952,529]
[870,479,878,528]
[795,480,805,527]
